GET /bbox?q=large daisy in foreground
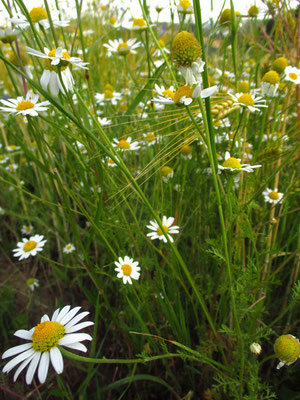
[2,305,94,384]
[12,234,47,260]
[0,91,50,117]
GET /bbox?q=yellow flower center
[25,226,31,232]
[109,16,116,25]
[173,85,193,104]
[23,240,37,252]
[219,8,232,24]
[248,5,259,16]
[237,93,254,107]
[157,225,169,236]
[26,278,35,286]
[158,39,166,48]
[178,0,192,11]
[272,57,288,74]
[108,158,115,165]
[16,100,34,111]
[172,31,202,67]
[289,72,298,81]
[118,139,130,150]
[104,89,114,99]
[262,70,280,84]
[66,245,72,250]
[222,157,242,169]
[29,7,48,23]
[145,133,156,142]
[268,191,279,200]
[160,166,173,176]
[43,49,71,72]
[9,145,16,150]
[181,145,192,156]
[117,42,129,54]
[121,264,132,276]
[237,81,250,93]
[274,335,300,363]
[162,89,175,99]
[133,18,146,28]
[32,321,65,352]
[104,83,114,91]
[101,5,107,11]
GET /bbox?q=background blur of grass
[0,0,299,398]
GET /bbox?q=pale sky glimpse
[0,0,298,24]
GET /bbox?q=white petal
[2,343,32,359]
[65,321,94,334]
[64,312,89,329]
[26,352,41,384]
[2,348,35,373]
[201,86,218,98]
[59,306,81,326]
[51,308,60,321]
[59,333,92,345]
[13,353,35,381]
[14,330,32,340]
[55,305,71,323]
[50,347,63,374]
[40,70,50,90]
[62,342,87,352]
[38,352,50,384]
[41,314,50,322]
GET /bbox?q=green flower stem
[43,0,59,47]
[230,0,238,85]
[124,56,139,86]
[59,347,181,365]
[230,108,246,152]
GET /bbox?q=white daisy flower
[228,92,267,113]
[97,117,112,126]
[107,157,118,167]
[10,8,69,30]
[103,38,142,56]
[12,235,47,260]
[284,66,300,85]
[152,39,170,58]
[95,90,122,106]
[180,144,192,159]
[177,0,193,14]
[0,91,50,117]
[263,188,283,204]
[21,225,34,235]
[0,154,9,164]
[131,18,147,31]
[160,166,174,182]
[6,163,18,173]
[143,132,157,146]
[146,216,180,243]
[274,334,300,369]
[6,144,20,152]
[114,256,141,285]
[63,243,76,254]
[26,278,39,291]
[2,305,93,384]
[218,151,261,173]
[112,137,140,151]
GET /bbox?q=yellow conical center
[121,264,132,276]
[118,139,130,150]
[29,7,48,23]
[133,18,146,28]
[25,226,31,232]
[262,70,280,84]
[158,39,166,48]
[8,145,16,150]
[66,245,72,250]
[237,93,254,107]
[237,81,250,93]
[145,133,156,142]
[157,225,169,235]
[289,72,298,81]
[43,49,71,72]
[117,42,129,54]
[108,158,115,165]
[16,100,34,111]
[248,5,259,16]
[222,157,241,169]
[178,0,192,11]
[109,16,116,25]
[181,145,192,155]
[219,8,232,24]
[160,166,172,176]
[172,31,202,66]
[105,83,114,91]
[104,90,114,99]
[272,57,288,74]
[274,335,300,363]
[23,240,37,252]
[26,278,35,286]
[268,191,279,200]
[162,89,175,99]
[173,85,193,104]
[32,321,65,352]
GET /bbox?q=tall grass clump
[0,0,299,398]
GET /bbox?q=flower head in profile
[112,137,140,151]
[274,334,300,369]
[2,305,93,384]
[104,38,142,56]
[218,152,261,174]
[26,278,39,291]
[63,243,76,254]
[0,28,19,44]
[177,0,193,14]
[272,57,288,74]
[284,66,300,85]
[131,18,147,31]
[261,70,280,98]
[160,166,174,182]
[95,86,122,106]
[263,188,283,204]
[147,216,180,243]
[228,92,267,112]
[114,256,140,285]
[0,91,50,117]
[11,7,69,29]
[12,235,47,260]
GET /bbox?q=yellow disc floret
[162,89,175,99]
[262,70,280,84]
[16,100,34,111]
[219,8,232,24]
[133,18,146,28]
[117,42,129,55]
[222,157,241,169]
[160,166,173,176]
[237,81,250,93]
[173,85,193,104]
[118,139,130,150]
[248,5,259,16]
[121,264,132,276]
[274,335,300,364]
[29,7,48,23]
[181,145,192,156]
[288,72,298,81]
[178,0,192,13]
[24,240,37,252]
[32,321,65,352]
[109,16,116,25]
[43,49,71,72]
[104,89,114,99]
[272,57,288,74]
[237,93,254,107]
[145,132,156,142]
[157,225,169,235]
[268,191,279,200]
[172,31,202,67]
